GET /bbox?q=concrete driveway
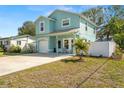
[0,53,71,76]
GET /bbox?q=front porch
[48,29,78,54]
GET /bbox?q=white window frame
[63,38,73,50]
[39,21,45,32]
[61,18,70,27]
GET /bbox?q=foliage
[8,45,21,53]
[0,46,4,56]
[0,45,7,52]
[21,43,36,53]
[103,5,124,23]
[113,33,124,50]
[81,6,104,26]
[0,46,4,52]
[112,45,123,59]
[18,21,35,36]
[97,17,124,40]
[74,37,89,59]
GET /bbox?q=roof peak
[48,9,97,27]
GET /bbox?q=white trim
[39,21,45,32]
[38,37,48,53]
[61,18,70,27]
[63,38,73,52]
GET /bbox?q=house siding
[49,20,55,32]
[79,18,96,42]
[49,36,56,52]
[35,17,50,35]
[36,10,97,53]
[49,11,80,31]
[49,34,74,52]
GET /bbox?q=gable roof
[35,16,56,23]
[48,9,97,27]
[0,35,35,40]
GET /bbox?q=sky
[0,5,99,37]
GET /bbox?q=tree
[81,6,104,26]
[74,37,89,60]
[18,21,35,36]
[103,5,124,23]
[98,17,124,40]
[113,33,124,50]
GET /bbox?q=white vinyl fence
[88,41,116,57]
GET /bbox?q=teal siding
[35,10,97,53]
[49,11,80,31]
[49,20,55,32]
[49,34,74,52]
[35,17,50,35]
[49,36,56,51]
[79,18,96,42]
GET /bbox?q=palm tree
[74,37,89,60]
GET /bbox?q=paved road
[0,53,71,76]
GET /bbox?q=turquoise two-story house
[35,9,97,53]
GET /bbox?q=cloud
[26,5,45,12]
[44,5,74,16]
[57,6,73,11]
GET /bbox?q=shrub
[0,46,4,52]
[8,45,21,53]
[113,33,124,50]
[0,46,4,56]
[113,45,123,56]
[74,37,89,60]
[21,43,36,53]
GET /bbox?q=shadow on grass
[61,56,85,63]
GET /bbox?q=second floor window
[40,22,45,32]
[62,18,70,27]
[94,28,96,34]
[85,23,88,31]
[17,41,21,45]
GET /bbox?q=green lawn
[0,56,123,88]
[0,52,4,57]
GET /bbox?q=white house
[0,35,35,50]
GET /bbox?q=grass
[0,52,4,57]
[0,56,123,88]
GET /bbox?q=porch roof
[48,28,79,36]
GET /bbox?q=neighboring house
[0,35,35,50]
[35,9,97,54]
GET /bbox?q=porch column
[56,36,58,55]
[73,33,76,55]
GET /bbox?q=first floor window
[40,22,44,31]
[0,41,2,45]
[17,41,21,45]
[64,40,69,49]
[4,41,9,45]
